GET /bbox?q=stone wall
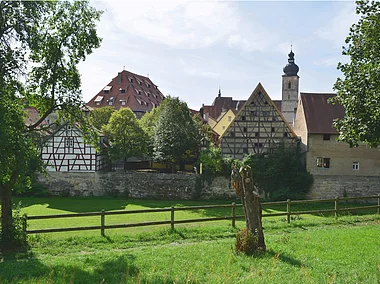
[36,171,236,200]
[309,175,380,199]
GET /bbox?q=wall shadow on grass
[0,253,174,284]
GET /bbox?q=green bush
[1,202,28,251]
[243,143,313,201]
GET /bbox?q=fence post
[287,199,291,224]
[171,206,175,230]
[334,197,339,220]
[22,214,27,235]
[101,209,105,237]
[231,202,236,228]
[378,194,380,215]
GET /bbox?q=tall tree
[139,99,167,156]
[88,106,115,131]
[153,97,200,172]
[332,0,380,147]
[102,108,148,171]
[0,0,102,247]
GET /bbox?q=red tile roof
[86,70,165,114]
[201,97,245,120]
[300,92,345,134]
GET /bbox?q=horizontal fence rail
[23,194,380,236]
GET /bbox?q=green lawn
[0,197,379,283]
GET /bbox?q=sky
[78,0,358,110]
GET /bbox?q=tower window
[288,81,291,89]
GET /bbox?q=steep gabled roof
[300,92,345,134]
[220,83,297,159]
[202,96,245,120]
[86,70,165,112]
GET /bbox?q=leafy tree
[0,0,102,248]
[88,106,115,130]
[153,97,200,172]
[332,0,380,147]
[102,108,148,171]
[139,100,168,156]
[192,113,213,148]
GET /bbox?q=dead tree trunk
[231,165,266,252]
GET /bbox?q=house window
[271,127,275,133]
[255,132,259,137]
[243,127,247,132]
[284,132,288,137]
[352,162,359,170]
[121,101,126,106]
[317,157,330,168]
[230,131,235,137]
[243,148,248,154]
[288,81,291,89]
[241,116,246,121]
[222,126,226,130]
[323,134,331,140]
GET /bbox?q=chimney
[200,104,204,119]
[117,72,122,84]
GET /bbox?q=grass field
[0,197,379,283]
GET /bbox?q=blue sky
[78,0,358,110]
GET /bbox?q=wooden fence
[23,194,380,236]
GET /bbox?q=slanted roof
[202,97,245,120]
[86,70,165,113]
[300,93,345,134]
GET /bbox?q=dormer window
[129,77,134,83]
[136,78,142,86]
[120,88,126,94]
[136,98,142,105]
[145,81,151,88]
[103,85,112,94]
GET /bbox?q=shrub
[1,202,28,251]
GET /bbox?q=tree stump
[231,165,266,253]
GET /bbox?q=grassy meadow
[0,197,379,283]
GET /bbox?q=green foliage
[139,102,167,156]
[332,0,380,147]
[102,108,148,170]
[192,113,213,147]
[153,97,200,171]
[243,144,313,201]
[235,228,262,256]
[0,202,27,251]
[0,0,102,246]
[87,106,115,131]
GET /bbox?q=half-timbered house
[221,83,298,159]
[41,123,107,172]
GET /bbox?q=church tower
[281,48,299,127]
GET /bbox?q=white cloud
[314,2,358,48]
[102,0,239,49]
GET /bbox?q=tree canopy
[0,0,102,248]
[102,108,148,171]
[332,0,380,147]
[87,106,115,131]
[153,97,200,171]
